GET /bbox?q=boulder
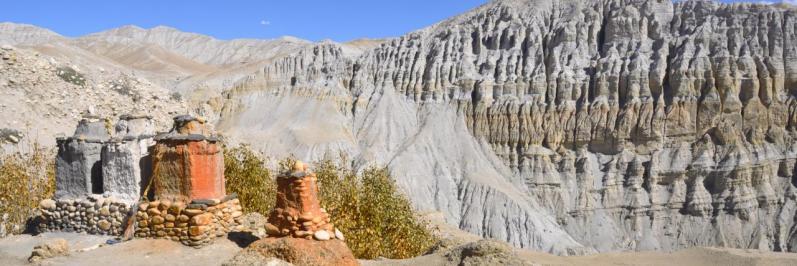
[223,252,294,266]
[443,240,532,266]
[190,213,213,226]
[233,237,358,266]
[28,238,70,263]
[39,199,56,210]
[313,230,330,241]
[98,220,111,231]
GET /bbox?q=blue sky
[2,0,486,42]
[0,0,790,42]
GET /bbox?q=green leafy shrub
[55,66,86,86]
[224,149,437,259]
[0,144,55,235]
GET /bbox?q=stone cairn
[265,161,344,241]
[38,115,153,235]
[134,115,243,247]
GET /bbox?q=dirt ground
[0,232,244,266]
[3,231,797,266]
[363,247,797,266]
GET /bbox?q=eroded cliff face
[218,0,797,253]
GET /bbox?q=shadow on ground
[227,231,260,248]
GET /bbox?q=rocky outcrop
[217,0,797,254]
[28,238,69,263]
[442,240,534,266]
[230,237,358,266]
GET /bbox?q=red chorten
[267,161,336,239]
[151,115,225,202]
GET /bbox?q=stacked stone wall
[134,195,243,247]
[37,197,131,236]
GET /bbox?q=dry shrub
[0,144,55,235]
[55,66,86,86]
[224,150,436,259]
[223,145,276,215]
[313,159,437,259]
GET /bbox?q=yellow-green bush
[0,145,55,235]
[224,149,437,259]
[313,159,438,259]
[223,145,276,215]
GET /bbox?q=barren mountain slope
[0,23,326,127]
[0,44,185,149]
[0,22,387,143]
[0,22,64,45]
[75,26,314,94]
[80,25,312,66]
[217,0,797,254]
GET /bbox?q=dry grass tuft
[313,158,438,259]
[223,145,276,215]
[0,144,55,235]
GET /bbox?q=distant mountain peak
[0,22,64,45]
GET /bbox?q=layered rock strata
[217,0,797,253]
[134,196,244,247]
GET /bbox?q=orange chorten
[266,161,341,241]
[151,115,225,202]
